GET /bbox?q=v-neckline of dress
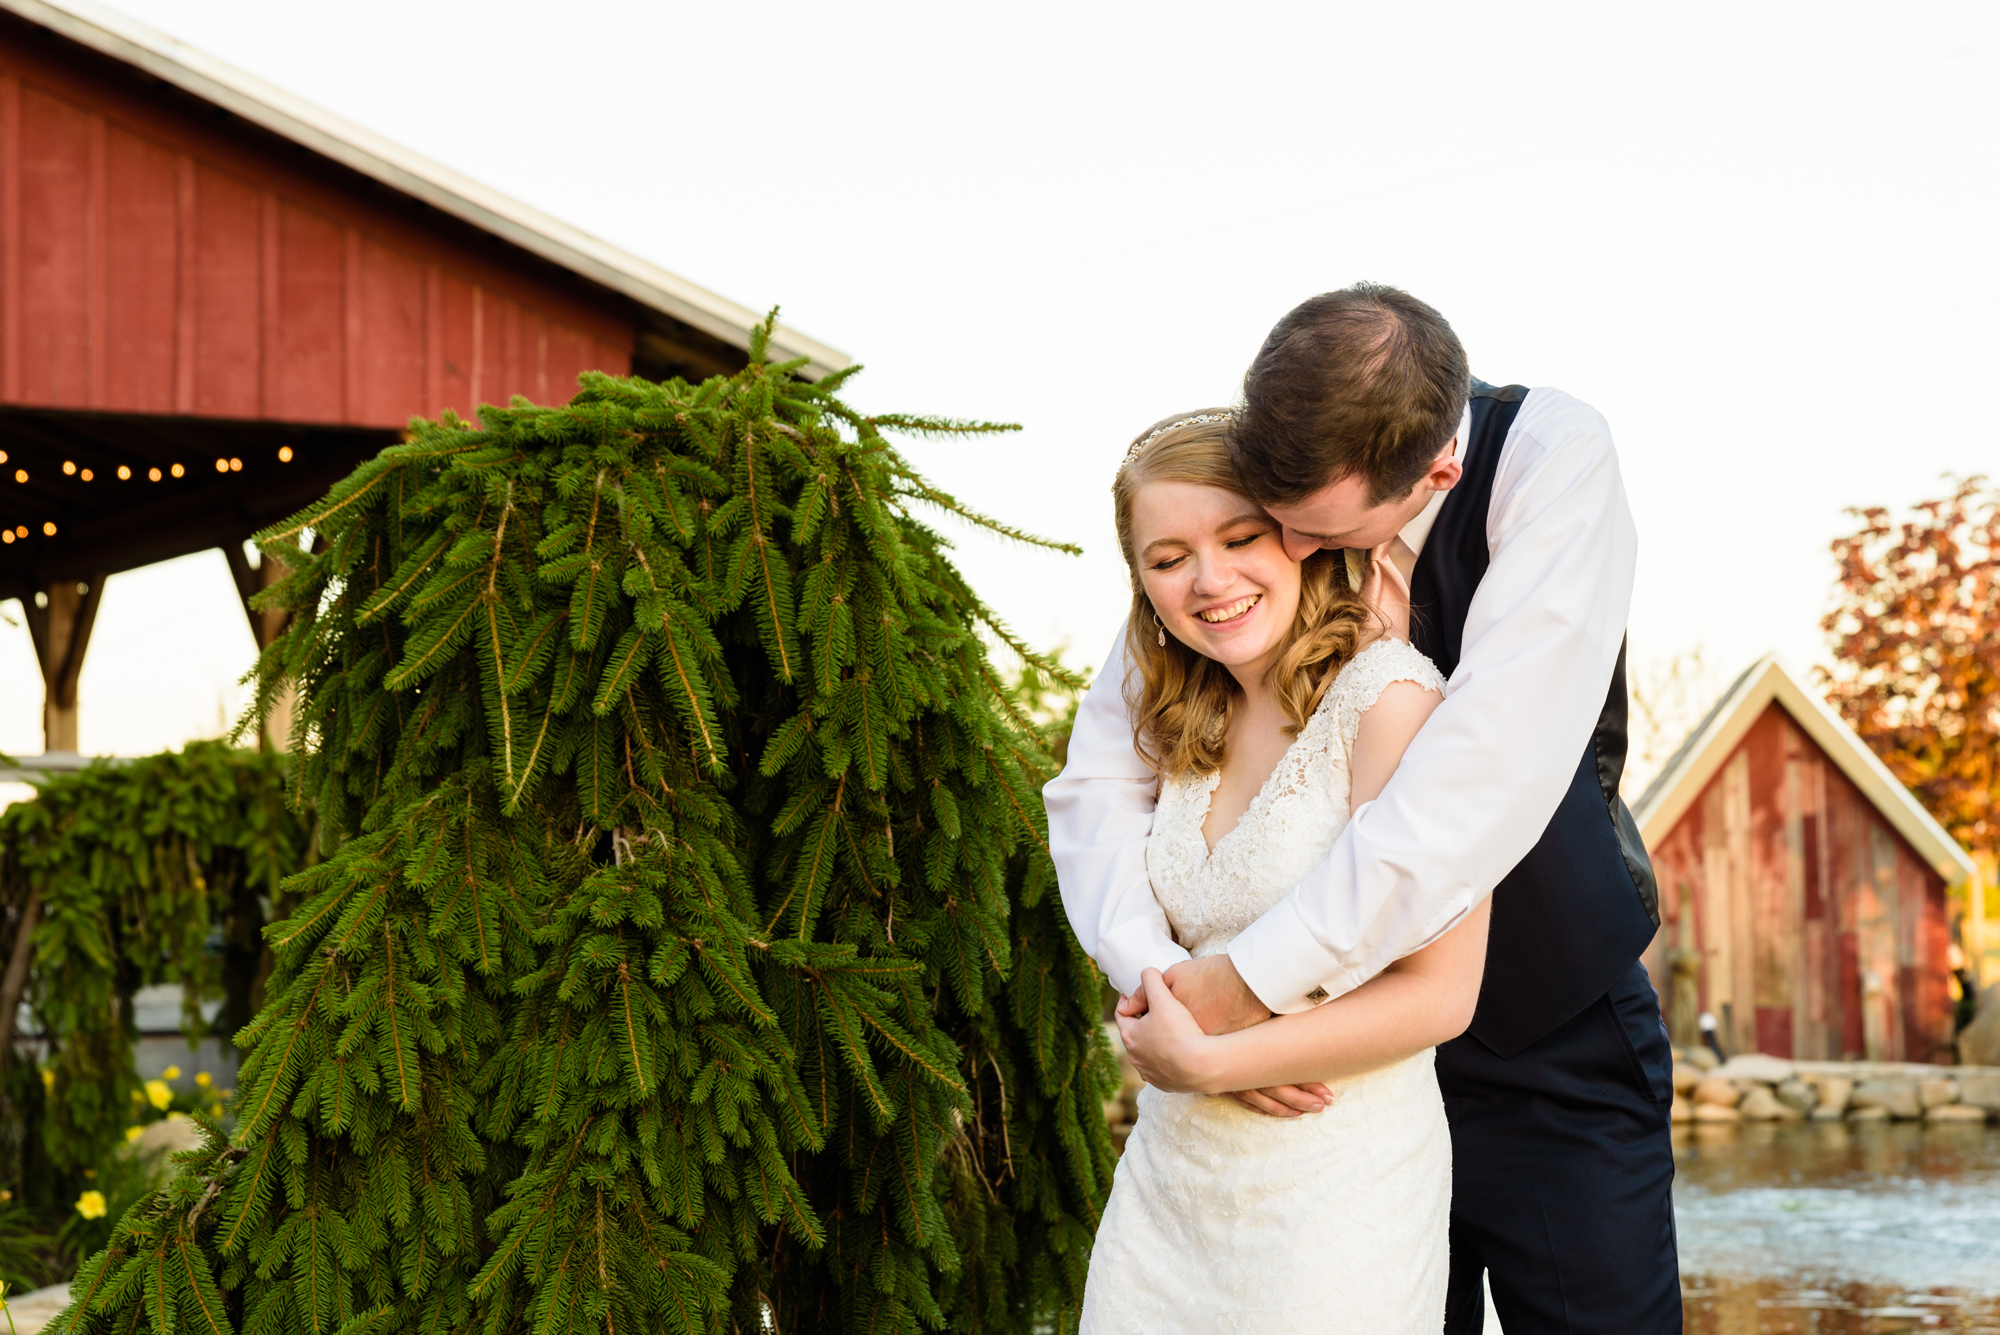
[1193,638,1388,859]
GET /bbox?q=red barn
[1635,656,1976,1064]
[0,0,845,753]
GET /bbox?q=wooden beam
[21,571,105,751]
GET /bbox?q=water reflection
[1675,1122,2000,1333]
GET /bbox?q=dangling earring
[1153,611,1166,648]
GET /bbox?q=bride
[1076,410,1492,1333]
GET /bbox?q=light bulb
[278,446,294,462]
[118,465,131,480]
[11,470,23,484]
[62,460,75,475]
[80,468,92,481]
[170,463,185,478]
[215,458,229,473]
[1,531,11,545]
[229,458,242,471]
[148,467,162,482]
[42,522,55,536]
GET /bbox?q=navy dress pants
[1437,959,1680,1334]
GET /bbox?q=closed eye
[1224,531,1265,549]
[1150,554,1186,572]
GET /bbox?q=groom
[1046,284,1679,1333]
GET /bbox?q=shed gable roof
[0,0,849,380]
[1632,655,1976,887]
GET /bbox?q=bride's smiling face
[1130,480,1301,678]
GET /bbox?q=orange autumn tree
[1819,474,1999,872]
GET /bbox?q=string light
[215,458,229,473]
[80,468,92,481]
[228,458,242,471]
[148,467,162,482]
[117,465,131,480]
[169,463,185,478]
[1,530,11,544]
[277,446,294,462]
[12,526,22,538]
[41,522,55,536]
[62,461,76,475]
[11,470,23,484]
[0,450,7,463]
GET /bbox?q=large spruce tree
[56,322,1114,1335]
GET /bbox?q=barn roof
[0,0,849,380]
[1632,655,1976,888]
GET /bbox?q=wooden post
[1970,852,1993,990]
[21,575,106,753]
[222,543,293,749]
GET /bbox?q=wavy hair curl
[1113,411,1377,780]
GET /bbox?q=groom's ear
[1424,441,1463,494]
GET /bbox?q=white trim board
[1631,655,1975,888]
[0,0,850,380]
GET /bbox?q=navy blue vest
[1408,382,1660,1058]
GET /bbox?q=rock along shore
[1670,1047,2000,1125]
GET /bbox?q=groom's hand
[1161,954,1271,1035]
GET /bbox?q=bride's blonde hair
[1114,412,1376,780]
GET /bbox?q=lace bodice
[1146,637,1445,961]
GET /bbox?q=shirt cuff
[1226,896,1361,1016]
[1094,917,1191,998]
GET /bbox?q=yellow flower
[75,1190,107,1220]
[194,1071,212,1088]
[165,1112,185,1123]
[145,1079,172,1110]
[39,1068,53,1094]
[160,1065,181,1081]
[125,1125,145,1144]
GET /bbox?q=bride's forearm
[1195,968,1465,1093]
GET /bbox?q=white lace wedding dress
[1080,637,1452,1334]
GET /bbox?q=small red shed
[0,0,845,752]
[1635,657,1977,1064]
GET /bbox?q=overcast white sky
[2,0,1996,766]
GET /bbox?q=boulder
[1692,1077,1742,1108]
[1737,1086,1803,1122]
[1715,1054,1796,1084]
[1693,1101,1741,1123]
[1956,1074,2000,1112]
[1809,1075,1854,1116]
[1846,1103,1892,1122]
[1670,1096,1693,1124]
[1809,1104,1846,1122]
[1918,1078,1959,1109]
[1671,1064,1704,1095]
[1773,1078,1818,1114]
[1685,1046,1720,1071]
[1925,1103,1990,1124]
[1850,1079,1923,1120]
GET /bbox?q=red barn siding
[1642,701,1954,1062]
[0,20,633,428]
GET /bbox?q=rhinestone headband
[1121,411,1236,465]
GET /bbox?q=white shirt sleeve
[1225,388,1639,1013]
[1042,627,1191,997]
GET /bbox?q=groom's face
[1262,441,1462,561]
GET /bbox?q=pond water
[1673,1122,2000,1333]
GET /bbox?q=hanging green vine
[56,318,1114,1335]
[0,742,311,1183]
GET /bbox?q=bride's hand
[1360,542,1411,643]
[1115,969,1217,1094]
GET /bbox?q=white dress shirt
[1042,388,1637,1012]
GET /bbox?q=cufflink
[1307,987,1329,1005]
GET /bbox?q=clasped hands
[1114,954,1334,1118]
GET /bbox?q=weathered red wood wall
[0,15,632,428]
[1643,702,1954,1062]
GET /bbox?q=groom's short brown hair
[1231,284,1470,507]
